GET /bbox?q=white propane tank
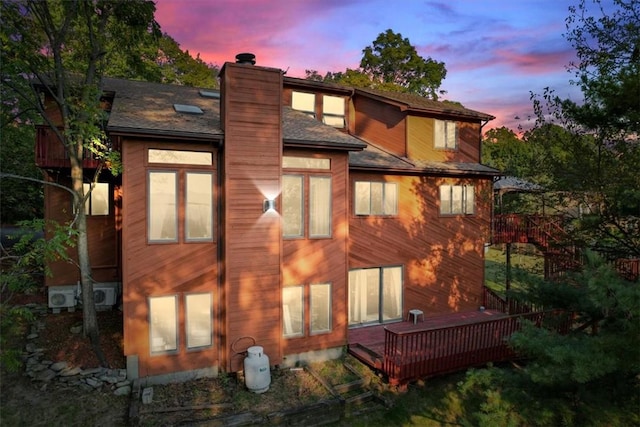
[244,346,270,393]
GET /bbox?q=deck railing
[35,125,115,169]
[382,310,571,385]
[492,214,567,249]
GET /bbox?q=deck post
[505,242,511,312]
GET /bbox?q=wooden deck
[348,308,571,385]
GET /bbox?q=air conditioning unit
[48,287,77,311]
[93,284,117,307]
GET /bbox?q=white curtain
[186,173,213,240]
[309,176,331,237]
[149,172,177,241]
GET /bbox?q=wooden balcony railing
[382,310,572,385]
[35,125,117,169]
[492,214,567,249]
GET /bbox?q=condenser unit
[93,284,117,307]
[48,287,77,311]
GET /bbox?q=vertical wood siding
[121,141,218,378]
[354,97,406,156]
[281,149,349,357]
[221,64,283,372]
[349,172,493,318]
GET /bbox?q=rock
[26,333,38,340]
[70,325,82,334]
[142,387,154,404]
[81,367,103,376]
[59,366,82,377]
[116,379,131,388]
[85,377,103,388]
[50,361,68,372]
[30,364,48,373]
[114,385,131,396]
[36,369,57,382]
[25,343,36,353]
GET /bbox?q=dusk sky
[152,0,614,132]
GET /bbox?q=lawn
[484,244,544,296]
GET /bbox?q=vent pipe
[235,53,256,65]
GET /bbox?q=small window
[283,156,330,170]
[148,172,178,242]
[148,149,212,165]
[434,120,457,149]
[186,173,213,241]
[354,181,398,216]
[83,182,109,216]
[185,293,212,349]
[322,95,345,127]
[310,283,331,334]
[283,286,304,337]
[292,91,316,118]
[282,175,304,237]
[440,184,474,215]
[149,295,178,353]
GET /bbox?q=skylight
[199,90,220,99]
[174,104,204,114]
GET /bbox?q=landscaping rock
[114,385,131,396]
[50,361,68,372]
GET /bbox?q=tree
[156,34,219,88]
[361,29,447,99]
[1,0,160,366]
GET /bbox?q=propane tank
[243,346,270,393]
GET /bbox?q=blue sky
[153,0,614,132]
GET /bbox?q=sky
[152,0,613,132]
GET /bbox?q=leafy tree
[156,34,219,88]
[1,0,160,366]
[361,29,447,99]
[306,29,447,99]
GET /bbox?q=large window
[282,174,332,238]
[310,283,331,334]
[354,181,398,216]
[349,266,403,325]
[185,293,212,349]
[283,286,304,337]
[149,295,178,353]
[434,120,458,149]
[148,170,214,243]
[148,172,178,242]
[83,182,109,216]
[322,95,345,127]
[440,184,475,215]
[292,91,316,118]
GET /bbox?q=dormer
[283,77,352,131]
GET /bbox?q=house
[36,54,499,383]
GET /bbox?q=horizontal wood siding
[221,63,283,372]
[43,174,120,286]
[349,172,492,318]
[407,116,481,162]
[282,149,349,357]
[121,140,218,378]
[353,97,406,156]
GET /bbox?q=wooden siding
[353,97,406,156]
[282,149,350,357]
[349,172,493,318]
[43,174,120,286]
[221,63,283,372]
[121,140,218,378]
[406,116,481,162]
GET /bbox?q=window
[440,184,475,215]
[310,283,331,334]
[186,173,213,241]
[354,181,398,216]
[149,295,178,353]
[148,172,178,242]
[322,95,345,127]
[434,120,457,149]
[148,149,212,165]
[292,91,315,118]
[349,266,403,325]
[83,182,109,216]
[283,286,304,337]
[185,293,212,349]
[282,174,332,238]
[282,156,330,170]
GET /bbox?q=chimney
[235,52,256,65]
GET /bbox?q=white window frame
[149,295,178,354]
[148,171,178,243]
[440,184,475,215]
[292,91,316,118]
[348,266,403,326]
[322,95,345,128]
[282,175,304,238]
[354,181,398,216]
[185,292,213,350]
[434,120,458,149]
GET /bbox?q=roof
[493,176,544,193]
[354,87,495,121]
[104,78,366,150]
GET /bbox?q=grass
[484,245,544,296]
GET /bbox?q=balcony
[35,125,118,169]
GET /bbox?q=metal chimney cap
[235,53,256,65]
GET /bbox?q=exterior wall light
[263,199,276,213]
